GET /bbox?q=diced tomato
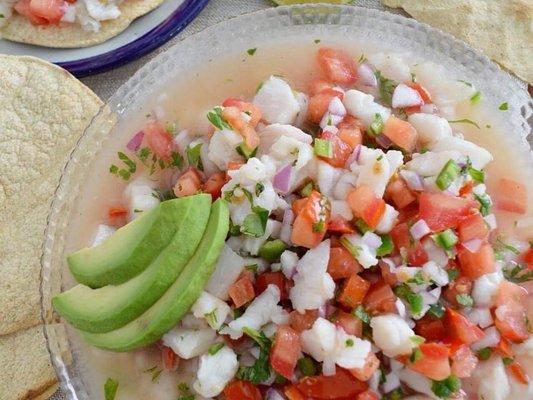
[255,272,288,300]
[382,116,417,152]
[292,197,308,214]
[419,192,476,232]
[385,178,417,210]
[347,185,386,229]
[328,217,356,235]
[320,130,353,168]
[496,178,527,214]
[223,380,262,400]
[338,275,371,309]
[495,338,514,358]
[522,248,533,270]
[363,282,397,315]
[145,121,173,160]
[227,161,244,170]
[26,0,65,24]
[404,82,432,114]
[457,242,495,279]
[451,344,478,378]
[317,48,358,85]
[408,241,429,266]
[334,310,363,337]
[459,180,474,197]
[443,276,473,308]
[289,309,319,333]
[14,0,47,24]
[161,346,177,370]
[107,206,128,227]
[222,98,262,127]
[507,361,530,384]
[222,106,260,149]
[390,222,411,250]
[203,172,227,199]
[357,389,380,400]
[350,352,380,381]
[295,368,367,399]
[270,326,301,379]
[446,308,485,345]
[415,315,446,341]
[338,115,364,150]
[307,88,344,124]
[291,190,330,248]
[284,385,305,400]
[173,168,202,198]
[494,281,529,342]
[228,275,255,308]
[408,343,451,381]
[379,260,398,286]
[328,246,362,280]
[457,213,489,242]
[309,79,334,96]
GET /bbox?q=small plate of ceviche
[42,4,533,400]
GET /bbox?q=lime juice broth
[62,40,532,399]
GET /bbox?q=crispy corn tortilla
[0,0,165,48]
[0,325,59,400]
[0,56,102,336]
[382,0,533,83]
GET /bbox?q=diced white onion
[409,219,431,240]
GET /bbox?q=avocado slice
[52,194,211,333]
[82,199,229,351]
[68,198,191,288]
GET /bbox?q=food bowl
[41,4,532,399]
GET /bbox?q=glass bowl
[41,4,532,399]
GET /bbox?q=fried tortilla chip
[0,0,164,48]
[0,325,58,400]
[0,56,102,335]
[382,0,533,83]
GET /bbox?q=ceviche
[54,46,532,400]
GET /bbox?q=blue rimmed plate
[0,0,209,77]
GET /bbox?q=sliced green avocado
[82,199,229,351]
[52,194,211,333]
[68,198,190,288]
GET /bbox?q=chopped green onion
[498,102,508,111]
[377,234,394,256]
[436,159,461,190]
[476,347,492,361]
[242,327,271,348]
[369,113,384,136]
[432,229,458,250]
[467,166,485,183]
[407,271,426,285]
[340,236,361,258]
[474,193,491,216]
[258,239,287,261]
[208,342,224,355]
[431,375,461,399]
[456,294,474,307]
[353,305,371,324]
[104,378,119,400]
[314,138,333,158]
[298,357,317,376]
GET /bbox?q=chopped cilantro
[502,263,533,283]
[208,342,225,355]
[207,106,231,130]
[236,345,271,384]
[314,39,321,44]
[375,70,396,106]
[428,302,446,318]
[137,147,151,164]
[447,268,459,281]
[369,113,384,136]
[353,305,371,324]
[407,271,426,285]
[498,102,509,111]
[503,357,515,366]
[476,347,492,360]
[358,54,367,63]
[470,91,482,104]
[242,327,271,348]
[298,356,317,376]
[345,338,354,347]
[255,182,265,197]
[170,151,184,169]
[104,378,119,400]
[340,236,361,259]
[247,47,257,56]
[186,143,203,171]
[241,206,269,237]
[448,118,480,129]
[313,219,326,233]
[456,293,474,307]
[495,236,520,255]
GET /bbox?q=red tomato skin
[382,116,418,152]
[338,116,364,150]
[379,260,398,286]
[446,308,485,345]
[289,309,319,333]
[363,282,397,315]
[328,217,356,235]
[385,178,417,210]
[419,192,476,232]
[228,275,255,308]
[14,0,47,24]
[408,241,429,266]
[107,206,128,227]
[457,213,489,242]
[173,168,202,198]
[415,316,446,341]
[317,48,358,85]
[284,385,306,400]
[270,326,301,379]
[496,178,527,214]
[494,281,529,342]
[390,222,411,250]
[319,130,353,168]
[29,0,65,23]
[145,121,173,159]
[255,272,288,300]
[457,242,495,279]
[408,343,451,381]
[451,344,478,378]
[202,172,227,199]
[295,368,368,399]
[328,246,363,280]
[291,190,329,248]
[334,310,363,337]
[223,380,262,400]
[309,79,334,96]
[347,185,386,229]
[338,274,371,308]
[161,346,177,370]
[307,88,344,123]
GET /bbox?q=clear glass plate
[41,4,532,399]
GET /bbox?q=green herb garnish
[436,159,461,190]
[470,91,481,104]
[474,193,491,216]
[432,229,458,251]
[353,305,371,324]
[186,143,204,171]
[431,375,461,399]
[298,357,317,376]
[241,206,269,237]
[104,378,119,400]
[428,302,446,318]
[208,342,225,355]
[369,113,384,136]
[448,118,480,129]
[375,70,396,106]
[207,106,231,130]
[498,102,509,111]
[456,294,474,307]
[247,48,257,56]
[476,347,492,360]
[377,234,394,256]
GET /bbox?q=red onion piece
[345,144,362,168]
[273,164,293,193]
[392,83,424,108]
[280,209,294,245]
[126,131,144,151]
[318,304,327,319]
[362,231,382,249]
[357,63,377,87]
[265,388,286,400]
[375,133,393,149]
[462,238,483,253]
[400,169,424,191]
[420,103,438,114]
[410,219,431,240]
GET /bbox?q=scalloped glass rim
[41,4,532,399]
